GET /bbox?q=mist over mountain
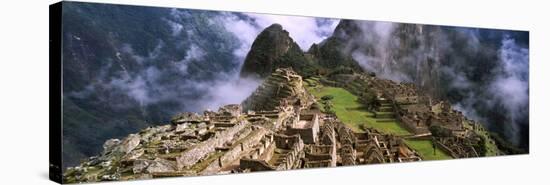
[61,2,337,167]
[62,3,244,167]
[61,2,528,168]
[324,20,529,150]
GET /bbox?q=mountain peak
[332,19,362,40]
[239,24,302,79]
[265,23,284,31]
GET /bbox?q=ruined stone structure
[285,112,320,144]
[63,69,448,183]
[242,68,315,111]
[355,129,422,163]
[326,72,496,159]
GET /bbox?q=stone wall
[200,127,268,175]
[319,121,336,145]
[176,121,249,170]
[260,141,276,161]
[395,96,419,105]
[340,144,357,166]
[286,128,316,144]
[435,140,458,158]
[274,134,302,149]
[335,122,356,146]
[238,134,277,171]
[398,114,429,135]
[307,145,336,166]
[239,159,275,171]
[273,134,304,170]
[304,153,332,161]
[304,160,333,168]
[306,145,334,154]
[362,143,385,164]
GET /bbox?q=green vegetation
[305,79,410,136]
[480,133,502,156]
[321,95,334,101]
[489,132,525,155]
[307,38,363,71]
[319,95,336,115]
[473,136,488,157]
[404,139,453,160]
[305,77,456,161]
[429,125,453,137]
[463,122,503,156]
[321,99,336,115]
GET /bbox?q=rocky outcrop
[133,158,176,174]
[117,134,141,154]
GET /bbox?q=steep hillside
[240,24,318,78]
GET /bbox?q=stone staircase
[375,98,397,123]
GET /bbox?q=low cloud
[221,12,339,54]
[489,37,529,142]
[176,44,206,75]
[344,20,529,145]
[220,13,263,60]
[188,75,261,112]
[166,19,184,36]
[244,13,338,50]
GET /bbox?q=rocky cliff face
[240,24,318,78]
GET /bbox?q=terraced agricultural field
[305,79,410,136]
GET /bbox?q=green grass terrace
[304,77,452,160]
[404,139,453,160]
[305,79,410,136]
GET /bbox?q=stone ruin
[63,68,428,183]
[284,112,320,144]
[325,72,494,159]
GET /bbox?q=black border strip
[49,1,63,184]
